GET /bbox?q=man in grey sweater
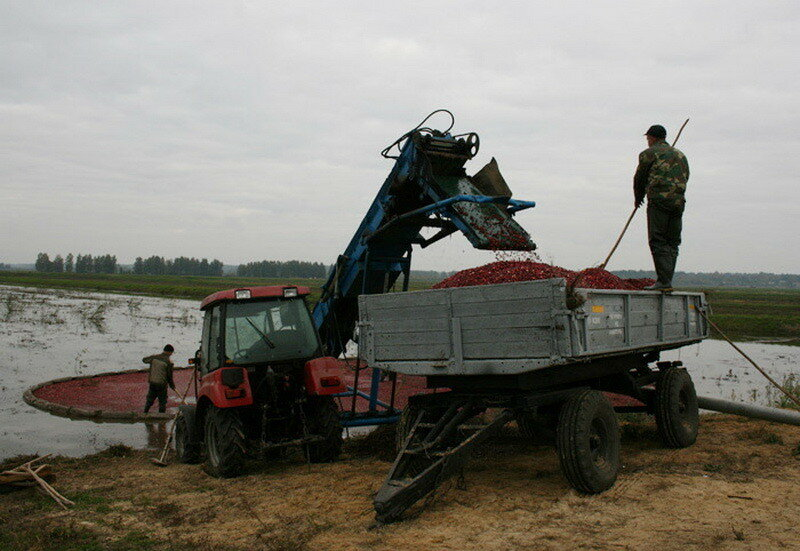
[142,344,176,413]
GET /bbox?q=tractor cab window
[201,305,223,374]
[224,298,319,364]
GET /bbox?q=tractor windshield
[224,298,319,364]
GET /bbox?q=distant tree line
[237,260,327,278]
[615,270,800,289]
[35,253,117,274]
[133,256,224,276]
[0,263,11,271]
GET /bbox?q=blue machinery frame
[311,127,536,428]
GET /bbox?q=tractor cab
[176,286,346,477]
[198,286,321,372]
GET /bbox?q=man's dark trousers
[647,203,683,285]
[144,383,168,413]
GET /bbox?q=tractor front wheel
[303,396,343,463]
[175,408,201,464]
[203,406,246,478]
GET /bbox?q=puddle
[1,284,798,461]
[661,340,800,407]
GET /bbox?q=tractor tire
[203,406,246,478]
[174,407,201,464]
[655,366,699,448]
[303,396,343,463]
[556,389,620,494]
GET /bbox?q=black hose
[380,109,456,159]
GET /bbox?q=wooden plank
[364,289,450,309]
[463,339,551,359]
[459,312,553,331]
[374,330,450,346]
[451,296,552,317]
[461,326,551,344]
[449,280,557,304]
[364,303,450,321]
[374,343,449,361]
[370,317,450,333]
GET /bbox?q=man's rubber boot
[644,282,673,292]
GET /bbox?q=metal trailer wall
[358,278,708,376]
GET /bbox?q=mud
[1,415,798,550]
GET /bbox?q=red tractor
[174,286,347,477]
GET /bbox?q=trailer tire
[203,406,245,478]
[303,396,343,463]
[557,389,620,494]
[655,367,699,448]
[175,406,201,464]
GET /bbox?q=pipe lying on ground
[698,396,800,426]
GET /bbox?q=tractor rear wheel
[203,406,245,478]
[556,389,620,494]
[655,366,699,448]
[303,396,343,463]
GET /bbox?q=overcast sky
[2,1,798,273]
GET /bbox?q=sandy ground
[1,414,799,551]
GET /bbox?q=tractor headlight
[283,287,298,298]
[235,289,251,300]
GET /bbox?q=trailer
[357,278,709,522]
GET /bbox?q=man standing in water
[634,124,690,291]
[143,344,176,413]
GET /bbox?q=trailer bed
[358,278,708,376]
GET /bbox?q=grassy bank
[1,272,798,345]
[699,287,800,345]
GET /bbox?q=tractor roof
[200,286,311,310]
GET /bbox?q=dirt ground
[1,414,799,551]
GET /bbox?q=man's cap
[163,344,174,352]
[645,124,667,139]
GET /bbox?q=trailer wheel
[303,396,343,463]
[203,406,245,478]
[655,367,699,448]
[556,389,620,494]
[174,408,201,464]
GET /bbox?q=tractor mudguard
[197,367,254,408]
[304,357,347,396]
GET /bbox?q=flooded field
[0,285,202,460]
[1,284,798,462]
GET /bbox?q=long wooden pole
[597,118,690,272]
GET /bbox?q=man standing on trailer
[143,344,176,413]
[634,124,690,292]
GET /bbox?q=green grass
[699,288,800,345]
[1,271,798,345]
